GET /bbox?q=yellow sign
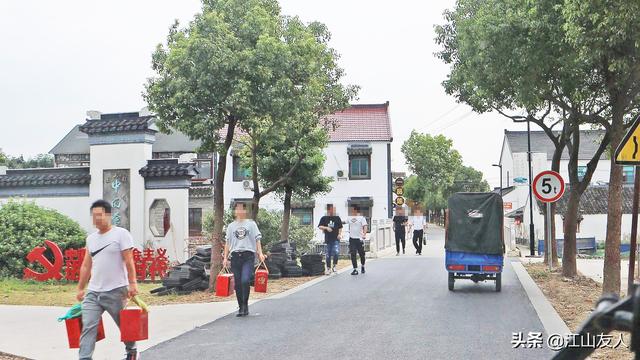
[615,116,640,164]
[395,187,404,196]
[395,196,405,206]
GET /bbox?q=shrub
[0,200,87,278]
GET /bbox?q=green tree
[562,1,640,294]
[0,149,7,165]
[447,166,490,194]
[435,0,615,275]
[401,131,462,191]
[145,0,354,287]
[0,200,86,278]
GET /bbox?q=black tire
[150,286,167,294]
[495,273,502,292]
[156,288,176,296]
[448,272,455,291]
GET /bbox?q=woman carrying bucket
[222,202,266,317]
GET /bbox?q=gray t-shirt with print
[225,219,262,253]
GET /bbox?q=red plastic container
[65,316,105,349]
[215,270,235,297]
[254,262,269,293]
[120,308,149,342]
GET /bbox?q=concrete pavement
[143,227,555,360]
[0,301,241,360]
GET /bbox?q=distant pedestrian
[318,204,343,275]
[76,200,139,360]
[222,202,267,317]
[392,207,409,255]
[347,205,368,275]
[409,208,427,255]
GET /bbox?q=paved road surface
[143,227,553,360]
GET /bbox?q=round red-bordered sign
[533,170,565,203]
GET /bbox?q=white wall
[90,143,152,248]
[144,188,190,263]
[223,141,391,241]
[554,213,634,243]
[0,196,93,232]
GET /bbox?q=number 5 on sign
[533,171,565,203]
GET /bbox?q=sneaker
[361,266,365,274]
[126,351,139,360]
[403,249,405,254]
[325,268,331,275]
[351,269,359,275]
[396,252,399,256]
[332,267,337,273]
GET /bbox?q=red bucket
[120,296,149,342]
[254,261,269,293]
[215,268,235,297]
[65,316,105,349]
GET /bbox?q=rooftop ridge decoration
[0,167,91,187]
[79,112,156,136]
[138,159,199,178]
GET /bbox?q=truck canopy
[445,192,504,255]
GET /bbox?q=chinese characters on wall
[103,169,130,230]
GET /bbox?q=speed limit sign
[533,170,565,203]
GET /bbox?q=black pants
[413,230,424,254]
[230,251,255,308]
[395,230,406,253]
[349,238,366,268]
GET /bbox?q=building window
[194,159,213,180]
[349,156,371,180]
[624,166,635,184]
[292,208,313,226]
[189,208,203,236]
[577,166,587,181]
[149,199,171,237]
[232,156,252,182]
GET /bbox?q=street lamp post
[492,164,503,197]
[513,116,537,257]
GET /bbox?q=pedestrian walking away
[409,208,427,255]
[318,204,343,274]
[392,207,409,255]
[347,205,368,275]
[223,202,267,317]
[76,200,139,360]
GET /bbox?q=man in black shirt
[392,207,408,255]
[318,204,343,274]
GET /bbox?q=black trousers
[349,238,366,268]
[395,230,406,252]
[230,251,255,308]
[413,230,424,254]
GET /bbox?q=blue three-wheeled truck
[445,192,505,292]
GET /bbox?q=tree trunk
[251,143,261,221]
[209,118,237,289]
[251,194,260,221]
[562,188,581,277]
[550,144,565,268]
[603,110,625,295]
[281,185,293,242]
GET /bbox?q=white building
[497,129,634,248]
[0,103,394,260]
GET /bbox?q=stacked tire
[282,259,304,277]
[300,254,325,276]
[152,246,211,296]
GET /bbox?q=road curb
[511,261,571,336]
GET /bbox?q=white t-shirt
[347,216,368,239]
[86,226,135,292]
[409,216,427,230]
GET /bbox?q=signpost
[533,170,565,270]
[615,115,640,294]
[394,177,405,209]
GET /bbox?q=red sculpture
[64,248,86,281]
[23,240,64,281]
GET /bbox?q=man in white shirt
[347,205,368,275]
[409,208,427,255]
[76,200,139,360]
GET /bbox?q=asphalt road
[143,228,553,360]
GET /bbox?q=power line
[422,104,461,128]
[431,111,474,133]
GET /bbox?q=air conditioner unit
[242,180,252,190]
[336,170,347,180]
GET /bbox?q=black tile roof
[79,113,155,135]
[505,129,607,160]
[0,167,91,187]
[139,159,199,178]
[539,185,635,215]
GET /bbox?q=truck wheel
[495,273,502,292]
[448,272,455,291]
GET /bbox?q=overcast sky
[0,0,531,188]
